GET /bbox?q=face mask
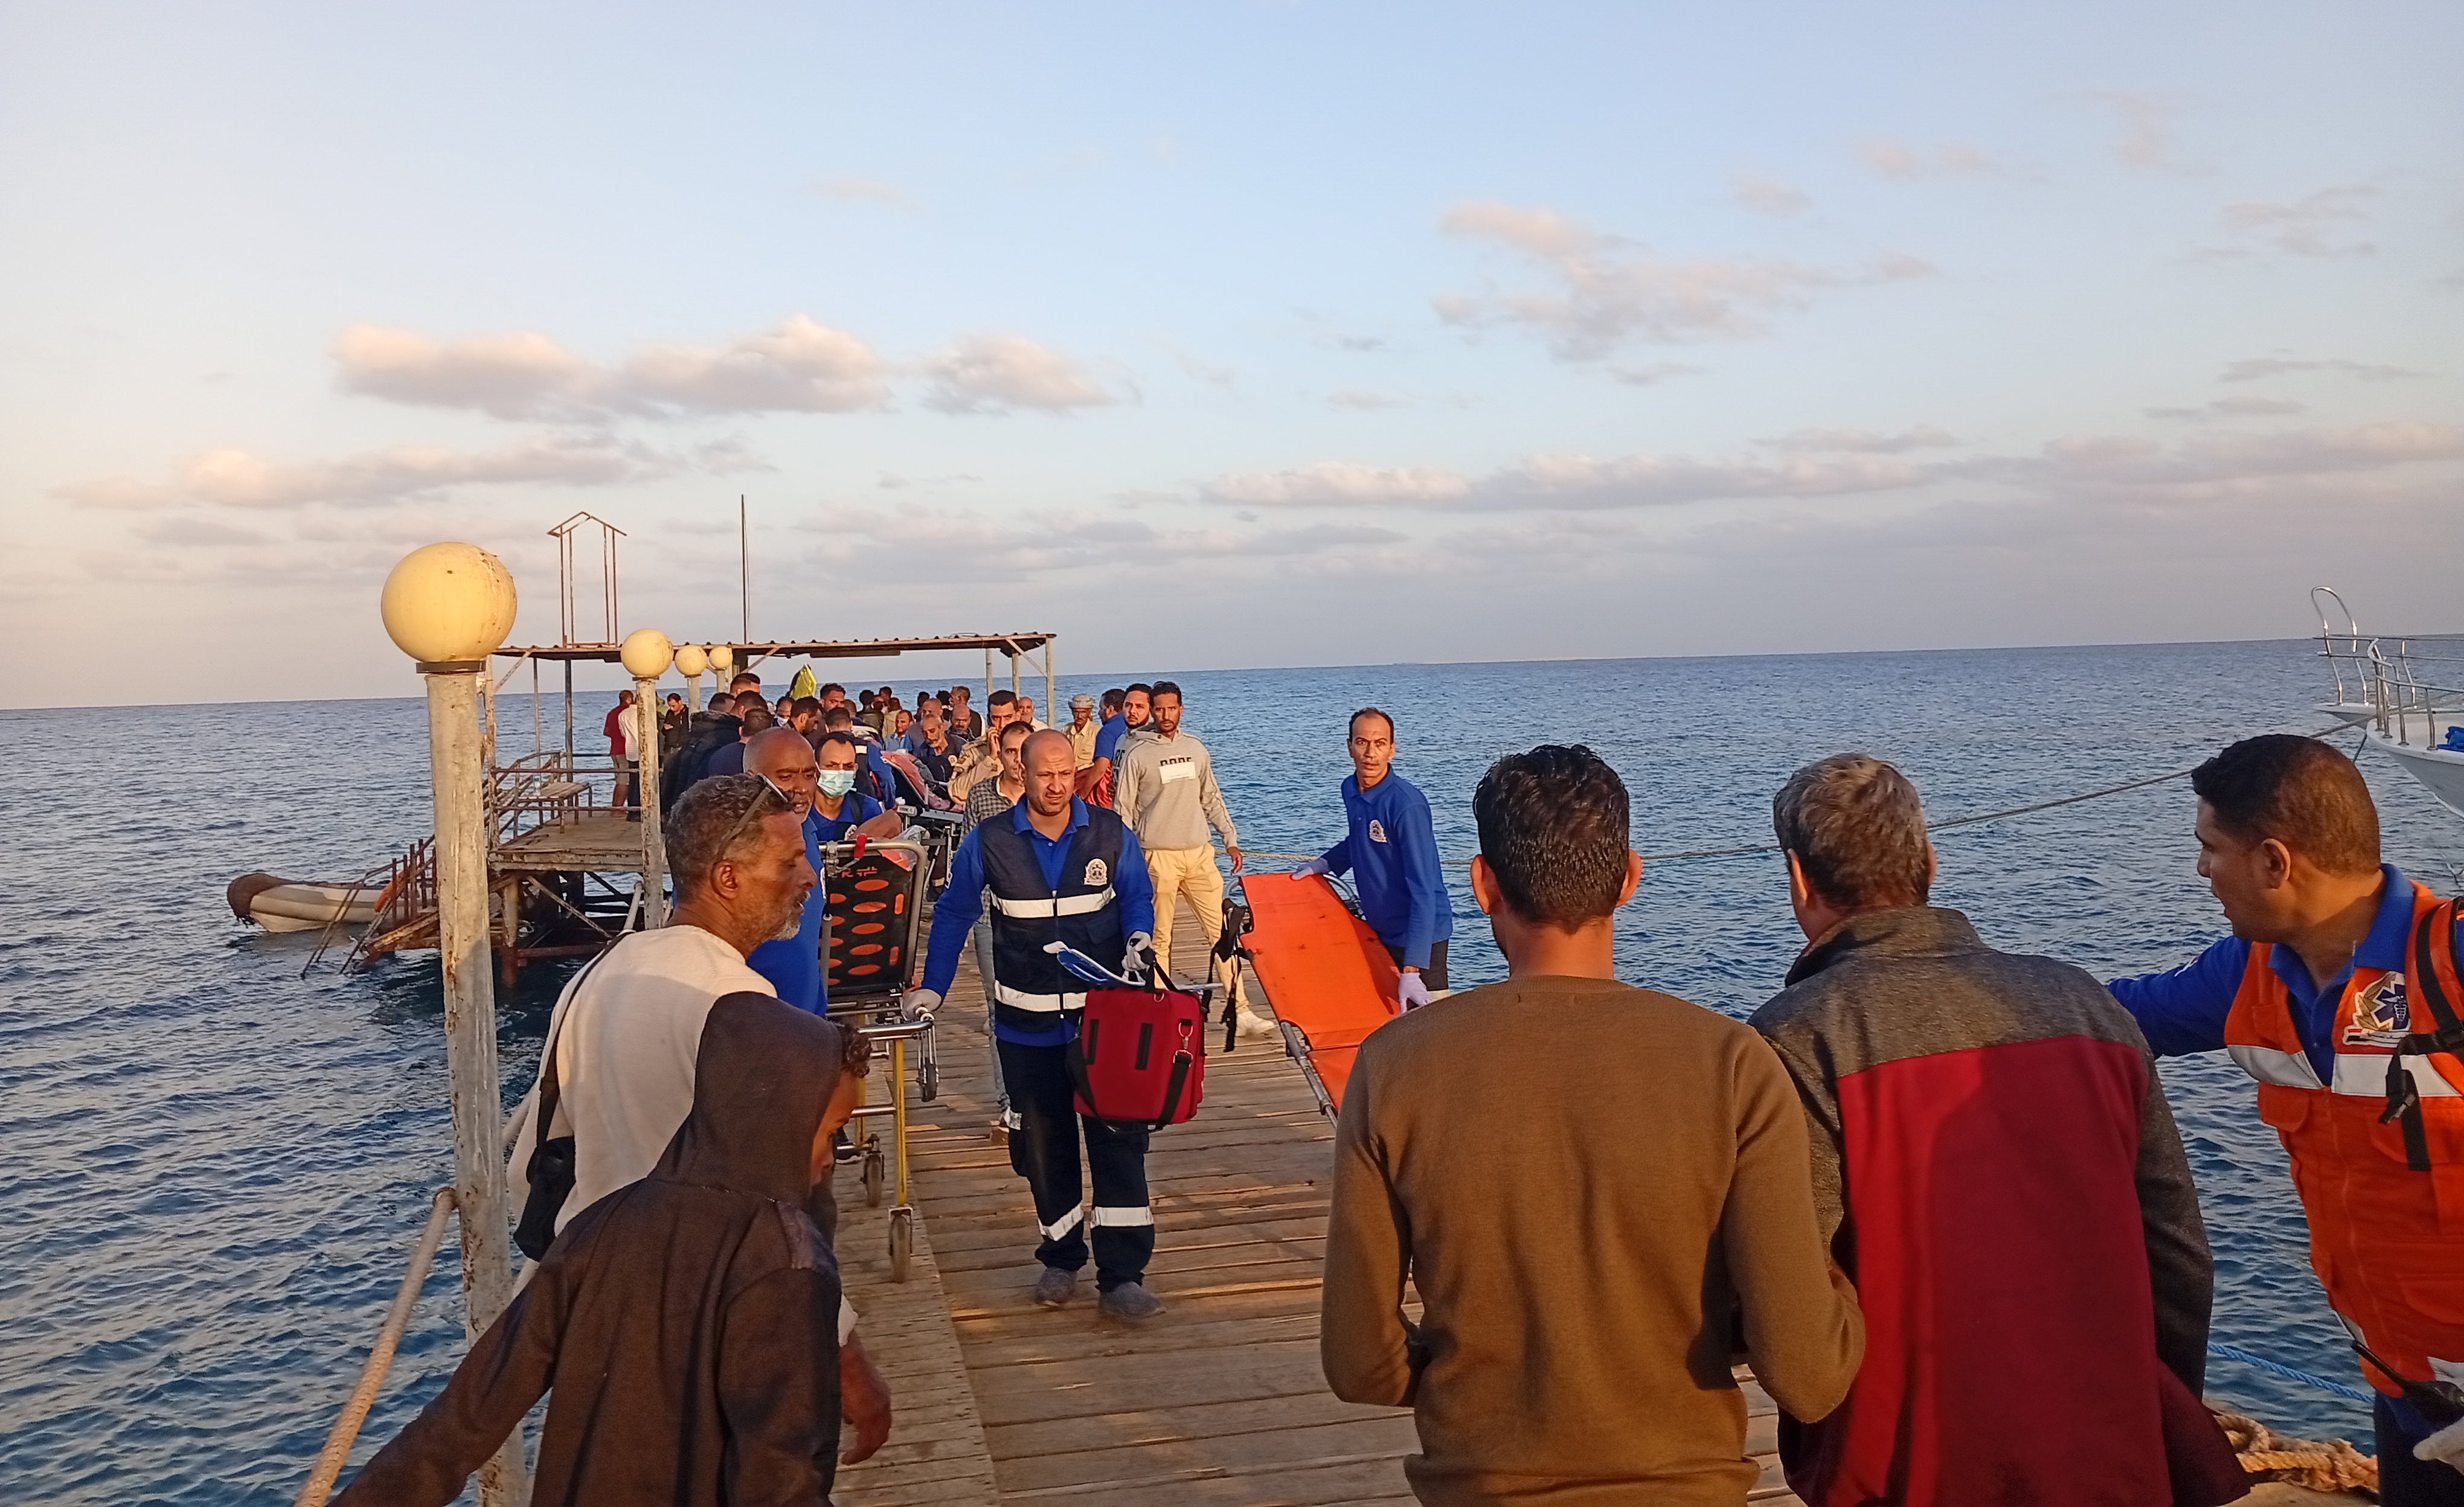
[816,769,857,798]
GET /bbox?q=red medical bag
[1068,986,1208,1130]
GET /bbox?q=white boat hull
[245,881,378,932]
[2364,725,2464,821]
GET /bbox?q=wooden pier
[832,908,1803,1506]
[828,904,2363,1507]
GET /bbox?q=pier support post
[382,543,528,1507]
[620,630,676,928]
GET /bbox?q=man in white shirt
[508,773,893,1461]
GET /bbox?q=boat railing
[2364,637,2464,747]
[2311,587,2370,708]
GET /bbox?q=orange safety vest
[2224,883,2464,1398]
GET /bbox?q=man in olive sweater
[1321,745,1864,1506]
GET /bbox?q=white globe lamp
[381,542,518,666]
[673,642,709,679]
[620,629,675,680]
[707,643,736,674]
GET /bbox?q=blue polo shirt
[1320,770,1452,968]
[923,798,1157,1044]
[2107,863,2421,1081]
[1092,714,1143,765]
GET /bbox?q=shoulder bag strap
[534,938,621,1143]
[2383,900,2464,1169]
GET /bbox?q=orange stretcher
[1234,872,1402,1116]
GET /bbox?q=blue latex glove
[1290,859,1330,880]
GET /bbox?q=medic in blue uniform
[1292,707,1454,1009]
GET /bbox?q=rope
[2213,1410,2379,1494]
[2208,1341,2375,1405]
[294,1188,460,1507]
[1239,723,2350,872]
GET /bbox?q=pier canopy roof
[495,631,1057,665]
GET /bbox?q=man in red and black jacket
[1749,754,2246,1507]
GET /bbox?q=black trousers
[998,1036,1153,1290]
[2379,1395,2464,1506]
[1382,938,1449,991]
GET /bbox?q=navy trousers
[998,1036,1153,1290]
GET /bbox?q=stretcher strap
[2387,900,2464,1170]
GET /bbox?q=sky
[2,2,2459,707]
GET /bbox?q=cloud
[2202,185,2378,260]
[807,176,908,206]
[2091,93,2180,170]
[131,516,274,546]
[2143,397,2308,421]
[790,504,1408,582]
[1732,173,1809,215]
[921,333,1111,414]
[58,435,663,511]
[1765,426,1959,453]
[1327,389,1402,411]
[333,315,893,419]
[1857,140,2021,181]
[2219,355,2424,383]
[1609,362,1704,388]
[1968,422,2464,501]
[1435,200,1932,360]
[1205,449,1922,513]
[1207,462,1472,507]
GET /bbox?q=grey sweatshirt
[1112,729,1239,852]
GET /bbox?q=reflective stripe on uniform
[1087,1205,1155,1227]
[992,888,1117,920]
[2332,1051,2464,1098]
[1039,1204,1085,1241]
[995,981,1088,1013]
[2230,1043,2324,1089]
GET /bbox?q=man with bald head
[909,729,1168,1322]
[744,728,899,1014]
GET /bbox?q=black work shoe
[1032,1266,1079,1308]
[1097,1282,1164,1323]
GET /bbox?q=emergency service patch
[2345,973,2410,1048]
[1368,819,1388,843]
[1084,858,1109,888]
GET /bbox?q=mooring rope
[2208,1342,2375,1405]
[1236,723,2350,871]
[295,1188,460,1507]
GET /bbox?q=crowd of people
[337,673,2464,1507]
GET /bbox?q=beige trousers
[1143,844,1247,1013]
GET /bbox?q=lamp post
[379,542,527,1507]
[675,642,708,712]
[621,629,675,926]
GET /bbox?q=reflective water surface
[4,638,2454,1500]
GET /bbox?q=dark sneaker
[1032,1266,1079,1309]
[1097,1282,1164,1323]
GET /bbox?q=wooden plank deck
[835,901,1801,1505]
[833,898,2363,1506]
[493,808,649,873]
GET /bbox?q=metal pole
[984,646,992,702]
[635,673,668,926]
[562,661,573,764]
[739,495,749,644]
[1045,639,1056,729]
[419,665,527,1507]
[687,671,704,713]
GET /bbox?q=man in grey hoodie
[1111,680,1272,1037]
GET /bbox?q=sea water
[4,638,2456,1501]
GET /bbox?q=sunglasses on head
[713,774,798,865]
